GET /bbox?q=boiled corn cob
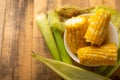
[77,43,117,66]
[84,9,111,45]
[65,16,88,54]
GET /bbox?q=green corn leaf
[48,10,65,31]
[32,52,111,80]
[36,13,61,61]
[94,66,108,74]
[48,10,73,64]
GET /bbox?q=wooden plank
[33,0,62,80]
[0,0,33,80]
[89,0,104,7]
[89,0,116,8]
[0,0,6,79]
[115,0,120,12]
[0,0,17,79]
[62,0,90,8]
[11,0,33,80]
[103,0,116,9]
[47,0,62,10]
[21,1,33,79]
[0,0,6,56]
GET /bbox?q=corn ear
[65,16,88,54]
[77,43,117,66]
[84,9,111,45]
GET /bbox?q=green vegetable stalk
[32,52,111,80]
[53,29,73,64]
[48,10,65,32]
[94,66,107,74]
[48,10,73,64]
[36,13,61,61]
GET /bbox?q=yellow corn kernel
[77,43,117,66]
[84,9,111,45]
[65,16,88,54]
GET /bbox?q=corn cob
[77,43,117,66]
[65,16,88,54]
[84,9,111,45]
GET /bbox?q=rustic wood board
[0,0,120,80]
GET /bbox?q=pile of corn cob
[65,9,117,66]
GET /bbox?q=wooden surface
[0,0,120,80]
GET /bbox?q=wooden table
[0,0,120,80]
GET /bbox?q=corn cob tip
[65,16,87,26]
[65,16,89,54]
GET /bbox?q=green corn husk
[94,66,108,74]
[48,10,65,31]
[57,6,94,18]
[48,10,73,64]
[36,13,61,60]
[52,29,73,64]
[32,52,111,80]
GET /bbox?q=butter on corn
[77,43,117,66]
[65,16,88,54]
[84,9,111,45]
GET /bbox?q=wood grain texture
[0,0,6,79]
[0,0,120,80]
[89,0,116,8]
[62,0,90,8]
[0,0,6,57]
[0,0,33,80]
